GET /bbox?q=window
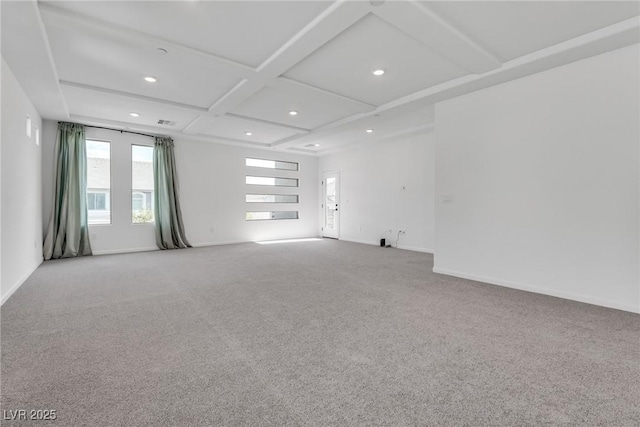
[246,211,299,221]
[246,194,299,203]
[246,176,298,187]
[245,157,299,221]
[246,157,298,171]
[88,192,107,210]
[86,140,111,225]
[132,145,154,223]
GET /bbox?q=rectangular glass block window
[246,176,298,187]
[246,211,299,221]
[246,194,299,203]
[246,157,298,171]
[86,140,111,225]
[132,145,154,223]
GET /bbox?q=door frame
[322,171,340,239]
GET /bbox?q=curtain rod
[58,122,157,139]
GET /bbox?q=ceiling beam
[273,77,377,112]
[225,113,310,134]
[59,81,208,112]
[181,0,370,135]
[315,123,435,157]
[38,2,256,79]
[372,0,502,74]
[257,0,370,77]
[1,0,69,120]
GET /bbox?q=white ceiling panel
[44,24,241,109]
[41,1,331,68]
[230,82,373,130]
[284,13,470,106]
[62,85,201,130]
[291,104,435,153]
[425,1,640,62]
[198,115,301,145]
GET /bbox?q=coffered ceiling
[2,1,639,155]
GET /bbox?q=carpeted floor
[1,239,639,426]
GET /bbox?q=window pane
[246,176,298,187]
[246,194,299,203]
[86,140,111,225]
[132,145,154,223]
[246,157,298,171]
[246,211,298,221]
[95,193,106,210]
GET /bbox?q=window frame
[245,157,299,171]
[245,176,299,187]
[131,144,155,225]
[86,139,112,226]
[245,211,299,221]
[245,194,299,203]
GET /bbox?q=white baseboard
[1,258,42,306]
[191,240,247,248]
[340,238,434,254]
[94,241,253,254]
[432,267,640,314]
[339,237,378,246]
[397,244,434,254]
[92,247,159,256]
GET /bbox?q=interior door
[323,172,339,239]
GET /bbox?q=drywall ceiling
[2,0,639,155]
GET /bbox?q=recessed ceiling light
[144,76,157,83]
[314,144,320,147]
[245,131,253,136]
[372,69,385,76]
[289,110,298,116]
[129,112,140,117]
[366,129,374,133]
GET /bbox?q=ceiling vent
[157,119,176,126]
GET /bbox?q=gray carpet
[1,240,639,426]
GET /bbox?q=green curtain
[153,137,191,249]
[43,122,92,260]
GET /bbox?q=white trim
[432,267,640,314]
[339,237,378,246]
[397,245,434,254]
[339,238,434,254]
[322,171,340,239]
[1,258,42,306]
[93,238,324,254]
[92,247,158,256]
[191,240,248,248]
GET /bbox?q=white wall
[435,44,640,313]
[1,58,43,304]
[41,126,319,254]
[319,131,435,252]
[176,139,318,245]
